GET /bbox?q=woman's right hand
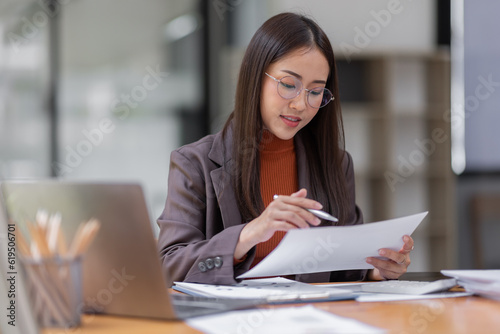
[234,188,322,260]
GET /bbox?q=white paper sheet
[441,270,500,301]
[187,305,386,334]
[441,270,500,284]
[238,212,427,279]
[355,291,472,302]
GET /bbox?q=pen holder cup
[21,256,83,328]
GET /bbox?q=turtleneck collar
[259,130,295,154]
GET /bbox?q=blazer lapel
[208,126,242,228]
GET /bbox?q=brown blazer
[157,125,367,285]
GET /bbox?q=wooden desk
[42,294,500,334]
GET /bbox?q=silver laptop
[0,181,258,321]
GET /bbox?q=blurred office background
[0,0,499,272]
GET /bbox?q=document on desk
[238,212,427,279]
[174,277,355,303]
[187,305,386,334]
[441,270,500,301]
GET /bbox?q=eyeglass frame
[264,72,334,108]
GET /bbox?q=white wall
[267,0,436,55]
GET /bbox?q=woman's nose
[289,89,308,111]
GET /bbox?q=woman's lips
[280,115,301,127]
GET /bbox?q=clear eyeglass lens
[276,75,332,108]
[308,88,325,108]
[309,88,333,108]
[277,76,301,98]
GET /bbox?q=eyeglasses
[265,72,334,109]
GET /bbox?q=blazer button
[198,261,207,272]
[205,258,215,270]
[214,256,223,268]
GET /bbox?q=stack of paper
[441,270,500,301]
[174,277,354,303]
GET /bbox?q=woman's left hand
[366,235,414,280]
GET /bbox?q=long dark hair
[223,12,349,224]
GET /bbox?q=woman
[157,12,414,285]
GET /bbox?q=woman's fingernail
[314,218,321,225]
[379,250,386,256]
[366,258,372,264]
[315,203,323,209]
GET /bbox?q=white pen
[306,208,338,222]
[272,194,338,222]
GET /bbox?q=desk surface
[42,294,500,334]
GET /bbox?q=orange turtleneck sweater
[250,130,298,268]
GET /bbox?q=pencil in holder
[21,256,83,328]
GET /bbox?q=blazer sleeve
[157,148,254,286]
